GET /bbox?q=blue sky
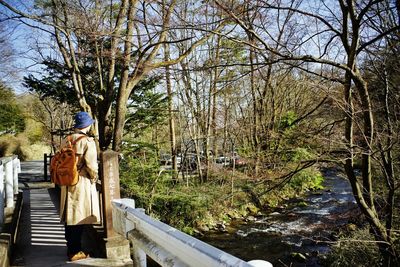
[0,0,52,94]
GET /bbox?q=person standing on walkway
[59,111,101,261]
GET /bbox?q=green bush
[150,192,208,229]
[288,168,324,191]
[121,171,210,231]
[290,147,314,162]
[120,141,212,232]
[279,110,297,129]
[119,140,330,234]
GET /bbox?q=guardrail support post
[132,245,146,267]
[131,208,146,267]
[5,159,14,208]
[13,157,19,194]
[112,198,274,267]
[112,199,145,267]
[0,164,4,225]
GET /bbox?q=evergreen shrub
[288,168,324,191]
[120,143,210,232]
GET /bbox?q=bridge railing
[112,198,273,267]
[0,155,21,225]
[59,149,273,266]
[43,153,52,182]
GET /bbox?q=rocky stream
[201,168,360,267]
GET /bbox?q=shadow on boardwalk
[12,161,109,267]
[12,188,69,266]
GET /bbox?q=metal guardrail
[0,155,21,225]
[44,149,272,265]
[112,198,273,267]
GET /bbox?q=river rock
[236,230,247,237]
[274,205,287,212]
[193,229,204,236]
[196,225,210,232]
[290,252,307,262]
[246,204,260,215]
[297,201,308,207]
[269,212,281,216]
[246,216,256,222]
[215,222,227,232]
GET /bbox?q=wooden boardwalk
[12,188,69,266]
[11,161,131,267]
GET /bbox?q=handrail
[112,198,273,267]
[0,155,21,226]
[44,153,53,182]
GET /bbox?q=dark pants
[65,224,84,255]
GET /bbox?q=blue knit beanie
[74,112,95,129]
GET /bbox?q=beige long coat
[59,133,101,225]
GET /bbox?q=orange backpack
[50,135,86,186]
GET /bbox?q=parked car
[180,157,197,172]
[216,156,230,166]
[231,156,246,166]
[160,154,172,165]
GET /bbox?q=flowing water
[201,168,359,267]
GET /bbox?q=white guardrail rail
[112,199,273,267]
[0,155,21,225]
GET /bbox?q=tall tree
[0,0,227,151]
[0,82,25,134]
[214,0,400,264]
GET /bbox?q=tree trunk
[164,42,178,180]
[248,33,260,175]
[112,0,136,152]
[211,35,221,160]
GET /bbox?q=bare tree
[214,0,400,263]
[27,93,75,152]
[0,0,227,151]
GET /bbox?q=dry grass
[0,134,50,160]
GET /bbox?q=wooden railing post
[100,150,121,238]
[44,153,48,182]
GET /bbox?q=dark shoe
[69,251,89,261]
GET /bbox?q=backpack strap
[65,135,86,148]
[66,135,73,148]
[71,135,88,172]
[71,135,87,146]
